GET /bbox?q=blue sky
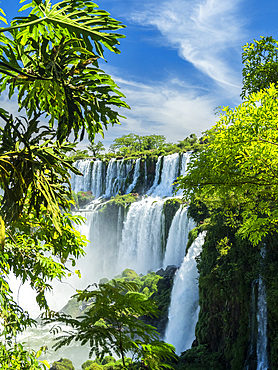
[3,0,278,147]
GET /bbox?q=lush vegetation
[54,268,177,370]
[107,133,202,158]
[175,36,278,369]
[65,132,204,162]
[48,279,176,369]
[0,0,128,368]
[1,1,278,369]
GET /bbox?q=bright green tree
[241,36,278,97]
[88,141,105,156]
[178,83,278,245]
[109,134,166,155]
[50,358,74,370]
[50,280,176,369]
[0,0,128,367]
[0,0,129,142]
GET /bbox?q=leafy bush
[77,191,95,208]
[50,358,74,370]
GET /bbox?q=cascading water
[180,151,191,175]
[256,276,269,370]
[104,158,132,197]
[117,197,166,274]
[90,160,105,198]
[14,152,202,369]
[163,206,195,268]
[125,158,141,194]
[149,153,180,197]
[147,155,162,195]
[71,159,93,193]
[164,232,205,354]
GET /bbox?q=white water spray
[117,197,166,274]
[163,206,195,268]
[149,153,180,197]
[126,158,141,194]
[256,276,269,370]
[164,232,205,354]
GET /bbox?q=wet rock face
[146,266,178,336]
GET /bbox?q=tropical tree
[0,0,129,142]
[49,280,177,369]
[241,36,278,97]
[109,134,166,155]
[178,83,278,245]
[88,141,105,156]
[0,0,128,367]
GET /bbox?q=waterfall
[126,158,141,194]
[256,276,269,370]
[117,197,166,274]
[14,152,200,369]
[90,160,105,198]
[104,158,135,197]
[180,151,191,176]
[163,206,195,268]
[71,159,92,193]
[164,232,205,354]
[149,153,180,197]
[104,158,119,197]
[75,204,124,282]
[147,156,162,195]
[71,154,192,199]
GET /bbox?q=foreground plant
[48,280,177,369]
[0,0,128,367]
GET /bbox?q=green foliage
[49,280,177,369]
[50,358,74,370]
[0,0,127,366]
[0,0,129,143]
[88,141,105,157]
[86,364,102,370]
[109,134,166,156]
[121,269,139,280]
[76,191,95,208]
[0,114,81,229]
[191,210,258,369]
[67,149,91,162]
[174,345,223,370]
[175,37,278,369]
[82,360,95,369]
[241,36,278,98]
[178,84,278,245]
[177,134,198,150]
[0,343,49,370]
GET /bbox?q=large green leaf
[0,0,129,142]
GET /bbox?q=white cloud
[131,0,245,94]
[95,75,217,148]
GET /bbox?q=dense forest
[0,1,277,370]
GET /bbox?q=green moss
[76,191,95,208]
[50,358,74,370]
[172,345,223,370]
[60,298,81,318]
[101,193,139,210]
[121,269,139,280]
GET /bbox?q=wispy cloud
[131,0,245,94]
[95,75,217,148]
